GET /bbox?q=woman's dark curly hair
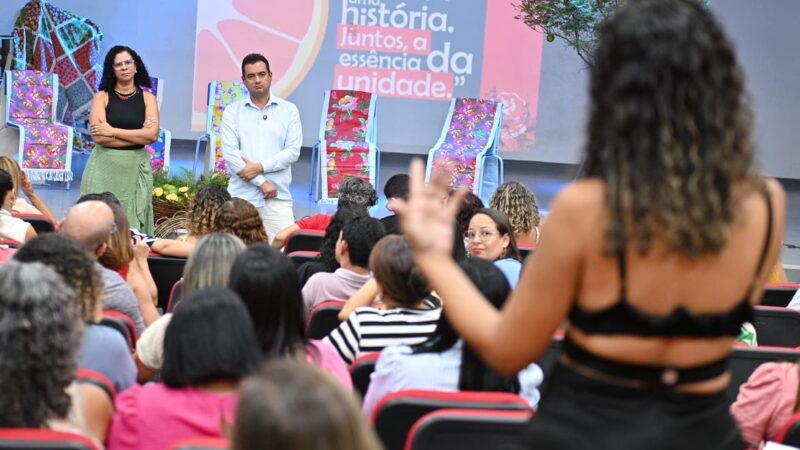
[0,260,81,427]
[490,181,541,236]
[337,177,378,213]
[98,45,152,92]
[451,190,485,236]
[215,198,268,245]
[186,185,231,237]
[14,234,104,322]
[583,0,757,258]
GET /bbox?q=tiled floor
[32,140,800,277]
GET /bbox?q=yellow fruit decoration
[178,186,190,193]
[153,187,164,197]
[165,193,179,202]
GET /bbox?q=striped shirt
[324,306,442,365]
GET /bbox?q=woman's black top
[105,89,146,150]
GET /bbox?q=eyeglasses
[112,59,135,69]
[464,230,499,241]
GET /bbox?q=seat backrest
[350,352,379,399]
[287,250,320,269]
[761,285,799,307]
[166,279,184,313]
[5,70,57,123]
[12,212,56,234]
[321,90,375,145]
[777,412,800,446]
[404,408,533,450]
[168,437,229,450]
[727,346,800,403]
[284,230,326,254]
[100,310,137,352]
[75,367,116,401]
[0,429,100,450]
[205,81,248,175]
[371,389,531,450]
[147,255,187,312]
[306,300,346,340]
[439,98,500,153]
[752,306,800,347]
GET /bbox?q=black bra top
[568,188,772,338]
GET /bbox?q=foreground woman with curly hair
[490,181,541,247]
[215,198,269,245]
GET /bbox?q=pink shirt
[308,339,352,390]
[107,383,237,450]
[731,362,800,448]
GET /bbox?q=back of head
[13,234,103,322]
[453,190,485,235]
[0,158,22,197]
[229,245,307,357]
[383,174,409,201]
[0,260,80,427]
[76,191,121,206]
[342,216,386,269]
[584,0,755,257]
[183,233,247,296]
[0,168,14,204]
[318,207,366,272]
[369,235,430,307]
[99,202,134,271]
[188,184,231,237]
[215,198,269,245]
[337,177,377,213]
[60,200,115,254]
[234,360,380,450]
[489,181,541,235]
[162,287,260,388]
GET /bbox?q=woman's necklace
[114,88,138,101]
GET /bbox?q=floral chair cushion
[321,90,374,198]
[325,141,372,198]
[209,81,248,175]
[17,121,71,172]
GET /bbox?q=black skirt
[518,361,744,450]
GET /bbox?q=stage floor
[31,139,800,280]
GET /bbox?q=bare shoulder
[549,178,606,218]
[764,178,786,209]
[142,90,157,105]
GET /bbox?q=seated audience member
[0,168,36,243]
[0,156,57,223]
[272,176,378,249]
[466,208,523,288]
[302,216,385,313]
[0,261,90,438]
[151,184,231,257]
[379,174,409,235]
[108,288,261,450]
[296,207,365,286]
[100,202,158,310]
[362,258,543,415]
[325,235,441,364]
[14,234,136,394]
[490,181,541,248]
[234,360,381,450]
[230,245,352,388]
[135,233,247,382]
[60,200,153,334]
[731,362,800,448]
[449,189,484,261]
[214,198,269,245]
[78,192,158,247]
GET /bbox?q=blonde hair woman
[0,156,56,224]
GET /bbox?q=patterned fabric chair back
[207,81,249,175]
[440,98,499,153]
[5,69,73,182]
[316,90,378,201]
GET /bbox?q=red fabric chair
[777,411,800,446]
[371,390,531,450]
[284,230,325,254]
[752,306,800,347]
[0,429,100,450]
[0,246,18,264]
[287,250,319,269]
[350,352,380,399]
[166,279,184,313]
[147,254,187,311]
[75,368,116,402]
[404,408,533,450]
[11,212,56,234]
[100,310,138,352]
[306,300,346,340]
[761,284,800,307]
[168,437,229,450]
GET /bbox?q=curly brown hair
[215,198,268,246]
[489,181,541,236]
[186,184,231,237]
[583,0,758,258]
[99,202,134,271]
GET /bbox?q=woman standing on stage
[81,45,159,234]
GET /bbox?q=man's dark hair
[241,53,271,76]
[383,174,409,201]
[161,288,261,388]
[77,191,121,206]
[342,216,385,269]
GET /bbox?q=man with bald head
[61,200,157,334]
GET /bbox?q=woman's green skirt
[80,145,153,234]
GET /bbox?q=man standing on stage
[221,53,302,243]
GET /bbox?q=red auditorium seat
[404,408,533,450]
[350,352,380,398]
[306,300,346,340]
[100,310,138,352]
[284,229,325,254]
[167,437,229,450]
[0,428,100,450]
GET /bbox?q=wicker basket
[152,198,189,237]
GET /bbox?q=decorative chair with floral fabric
[4,69,74,183]
[309,90,379,204]
[425,98,504,204]
[142,76,171,173]
[193,80,249,177]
